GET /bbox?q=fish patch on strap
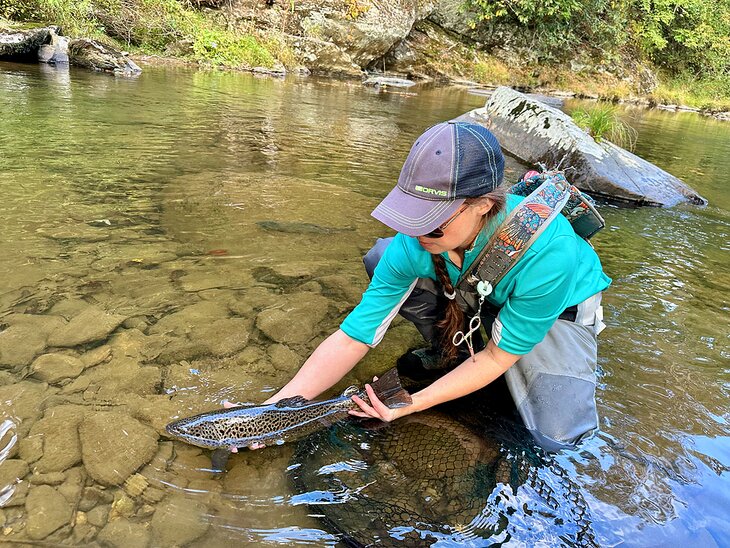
[509,171,605,240]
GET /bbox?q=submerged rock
[193,317,252,358]
[255,292,331,344]
[0,459,30,507]
[79,412,158,486]
[0,313,68,368]
[475,86,706,207]
[47,305,126,348]
[0,324,47,369]
[30,353,85,384]
[363,76,416,87]
[29,405,86,473]
[150,495,209,546]
[25,484,74,540]
[97,517,151,548]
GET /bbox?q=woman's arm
[262,329,370,404]
[350,339,521,421]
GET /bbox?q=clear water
[0,61,728,546]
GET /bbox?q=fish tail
[370,368,412,409]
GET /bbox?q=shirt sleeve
[492,234,578,355]
[340,235,420,347]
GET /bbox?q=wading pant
[364,237,605,453]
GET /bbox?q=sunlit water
[0,61,728,546]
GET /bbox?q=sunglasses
[422,204,469,239]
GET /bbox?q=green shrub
[192,28,275,68]
[571,105,638,150]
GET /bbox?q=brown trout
[165,367,412,451]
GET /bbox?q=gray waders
[363,236,603,453]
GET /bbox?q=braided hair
[431,185,507,363]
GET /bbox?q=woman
[255,121,610,452]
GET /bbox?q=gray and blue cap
[372,121,505,237]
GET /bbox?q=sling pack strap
[454,175,572,313]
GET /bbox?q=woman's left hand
[348,377,412,422]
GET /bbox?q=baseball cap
[372,121,505,236]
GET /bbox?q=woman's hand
[348,377,413,422]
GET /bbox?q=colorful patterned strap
[456,174,572,301]
[510,171,605,240]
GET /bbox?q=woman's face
[417,200,494,254]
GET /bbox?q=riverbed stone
[47,305,126,347]
[476,86,707,206]
[57,466,86,506]
[81,345,113,368]
[78,485,114,512]
[267,344,302,372]
[150,494,209,546]
[255,292,331,344]
[18,436,43,464]
[63,355,161,399]
[30,405,86,473]
[25,484,74,540]
[0,324,48,369]
[228,286,279,317]
[28,471,66,485]
[30,353,85,384]
[0,381,50,438]
[86,503,110,528]
[97,517,151,548]
[192,317,252,357]
[178,268,254,292]
[318,273,367,305]
[0,459,29,506]
[149,301,229,337]
[79,412,159,486]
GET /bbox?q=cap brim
[371,186,465,237]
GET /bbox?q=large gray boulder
[234,0,435,74]
[474,86,706,207]
[68,39,141,75]
[38,29,69,65]
[0,25,53,59]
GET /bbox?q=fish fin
[274,396,309,408]
[210,448,231,473]
[371,368,413,409]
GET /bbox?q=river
[0,61,728,546]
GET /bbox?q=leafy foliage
[630,0,730,76]
[464,0,730,77]
[1,0,278,68]
[192,28,275,68]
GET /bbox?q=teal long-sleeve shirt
[341,194,611,355]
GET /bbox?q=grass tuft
[571,105,638,150]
